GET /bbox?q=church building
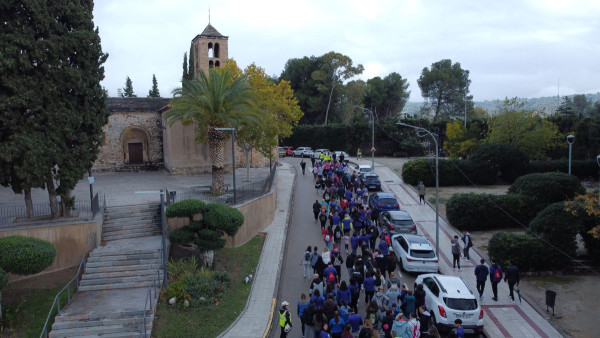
[94,24,270,173]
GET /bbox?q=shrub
[529,202,579,266]
[0,268,8,291]
[508,172,585,210]
[166,199,206,219]
[166,279,191,304]
[488,231,554,271]
[446,193,537,231]
[469,143,530,182]
[168,226,195,245]
[527,159,599,179]
[167,257,198,280]
[401,158,496,186]
[0,236,56,275]
[202,203,244,237]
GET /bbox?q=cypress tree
[182,52,189,81]
[188,43,195,79]
[148,74,160,97]
[122,76,136,97]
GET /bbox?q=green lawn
[152,234,264,337]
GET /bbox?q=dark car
[368,192,400,211]
[379,210,416,234]
[360,173,381,191]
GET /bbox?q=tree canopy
[363,72,410,119]
[148,74,160,97]
[121,76,136,97]
[417,59,472,121]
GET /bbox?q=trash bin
[546,290,556,315]
[169,191,176,204]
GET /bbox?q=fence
[0,194,100,228]
[171,163,277,206]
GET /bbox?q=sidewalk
[219,162,295,337]
[355,158,563,338]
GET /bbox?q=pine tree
[0,0,109,218]
[122,76,136,97]
[148,74,160,97]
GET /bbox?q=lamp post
[397,122,440,256]
[567,135,575,175]
[88,168,94,207]
[356,106,375,171]
[215,128,237,204]
[596,155,600,207]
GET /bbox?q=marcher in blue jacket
[336,281,352,306]
[489,259,503,301]
[474,259,488,301]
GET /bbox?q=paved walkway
[220,162,295,337]
[361,158,564,338]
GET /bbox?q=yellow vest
[357,149,362,155]
[279,310,290,327]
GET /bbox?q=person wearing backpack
[311,246,320,274]
[331,246,344,281]
[334,225,343,249]
[304,246,313,278]
[302,299,317,338]
[313,200,322,223]
[324,262,338,289]
[489,258,503,301]
[391,312,412,338]
[408,312,421,338]
[367,222,379,251]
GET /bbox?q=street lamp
[215,128,237,204]
[596,154,600,207]
[356,106,375,171]
[567,135,575,175]
[397,122,440,257]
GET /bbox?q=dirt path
[375,156,599,338]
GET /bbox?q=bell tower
[191,23,229,77]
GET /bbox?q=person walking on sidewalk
[489,259,503,301]
[417,181,426,204]
[504,260,520,302]
[461,231,472,260]
[301,159,307,175]
[298,293,310,337]
[451,236,461,270]
[474,259,488,301]
[279,301,292,337]
[304,246,314,278]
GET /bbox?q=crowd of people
[280,155,441,338]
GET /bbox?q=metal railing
[40,232,97,338]
[139,253,163,337]
[1,194,100,228]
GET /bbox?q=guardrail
[139,254,163,337]
[40,232,97,338]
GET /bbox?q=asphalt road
[271,157,416,338]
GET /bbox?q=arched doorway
[121,127,150,164]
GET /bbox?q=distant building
[94,23,270,173]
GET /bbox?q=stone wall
[94,98,169,171]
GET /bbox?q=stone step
[105,204,160,212]
[80,275,157,286]
[82,268,161,280]
[85,258,160,269]
[104,213,160,221]
[103,220,161,230]
[51,315,150,330]
[87,251,161,262]
[78,280,158,292]
[49,322,151,338]
[104,208,160,217]
[54,308,154,322]
[84,263,160,274]
[102,230,161,242]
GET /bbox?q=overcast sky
[93,0,600,102]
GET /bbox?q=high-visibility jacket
[279,309,291,327]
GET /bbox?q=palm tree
[164,68,260,195]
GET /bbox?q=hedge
[508,172,585,210]
[488,231,554,271]
[446,193,537,231]
[468,143,530,183]
[527,159,599,179]
[401,159,496,186]
[0,236,56,275]
[529,202,579,267]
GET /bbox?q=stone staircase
[49,204,165,337]
[102,204,161,242]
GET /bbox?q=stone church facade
[93,24,271,173]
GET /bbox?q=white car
[293,147,312,157]
[415,274,484,335]
[355,164,373,175]
[311,149,330,159]
[390,234,438,273]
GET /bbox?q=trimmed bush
[0,236,56,275]
[446,193,537,231]
[169,226,195,245]
[166,199,206,218]
[469,143,530,182]
[401,158,496,186]
[529,202,579,267]
[488,231,554,271]
[202,203,244,237]
[508,172,585,210]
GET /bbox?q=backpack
[335,228,342,239]
[384,234,391,246]
[328,271,335,283]
[325,235,331,242]
[304,252,311,261]
[334,253,343,266]
[493,267,501,280]
[302,305,315,325]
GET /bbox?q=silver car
[391,234,438,273]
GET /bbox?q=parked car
[367,192,400,211]
[283,146,294,156]
[293,147,313,157]
[415,274,484,335]
[278,147,286,157]
[360,173,381,191]
[391,234,437,273]
[379,210,416,234]
[311,149,330,159]
[355,164,373,175]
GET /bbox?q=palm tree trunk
[208,127,226,195]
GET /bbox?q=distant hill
[403,93,600,116]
